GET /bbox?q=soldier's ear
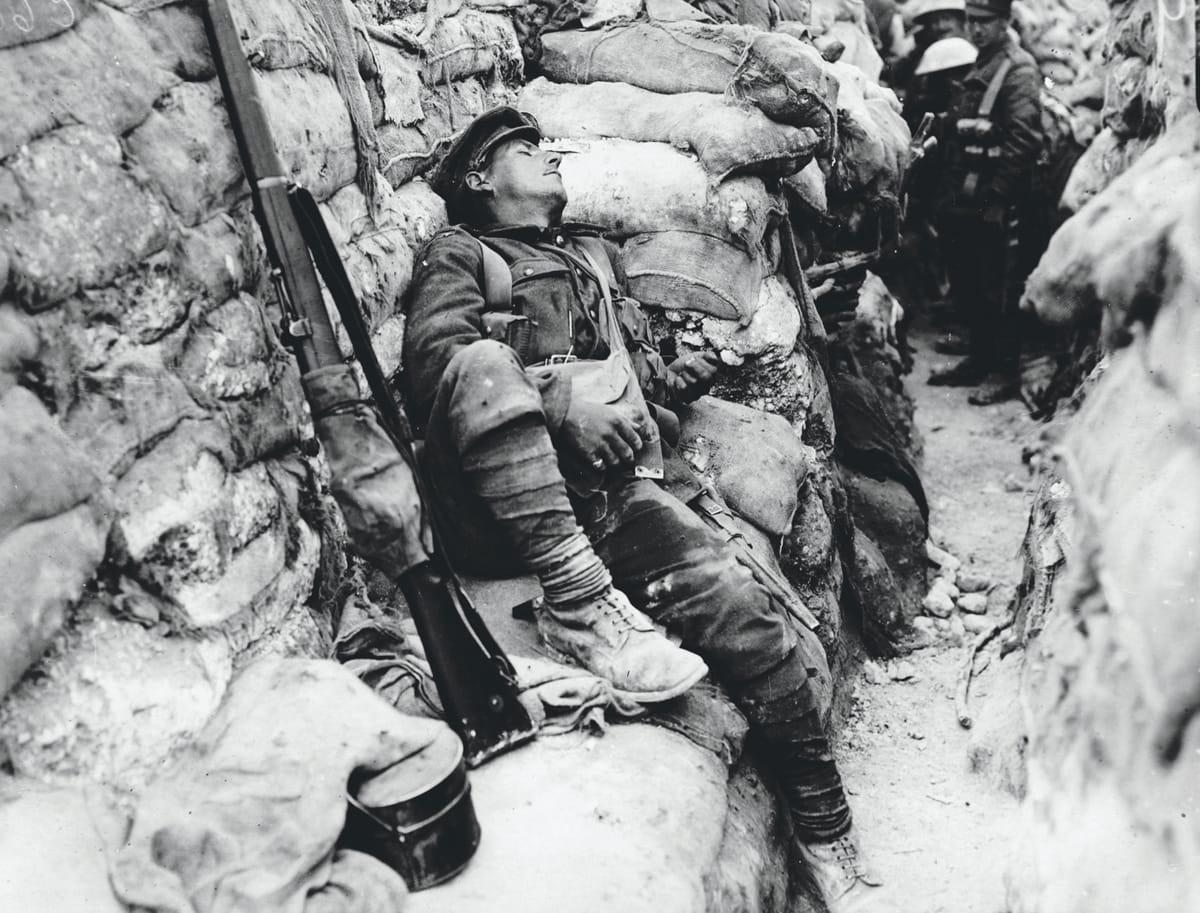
[464,170,492,194]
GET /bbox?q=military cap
[965,0,1011,16]
[430,106,543,223]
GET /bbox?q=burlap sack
[519,78,820,180]
[539,22,838,146]
[621,230,767,323]
[553,138,784,250]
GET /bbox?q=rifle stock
[200,0,535,766]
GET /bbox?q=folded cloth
[111,659,456,913]
[341,614,748,763]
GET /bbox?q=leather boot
[537,588,708,703]
[932,332,970,356]
[796,827,899,913]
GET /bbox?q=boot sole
[540,642,709,704]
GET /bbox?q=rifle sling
[288,186,520,681]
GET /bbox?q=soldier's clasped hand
[561,399,647,470]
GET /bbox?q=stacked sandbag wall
[1002,172,1200,913]
[1058,0,1194,210]
[1011,0,1109,143]
[524,14,917,660]
[961,3,1200,907]
[0,0,520,790]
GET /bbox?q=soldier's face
[480,138,566,219]
[966,12,1006,50]
[917,11,964,41]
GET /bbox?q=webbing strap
[978,58,1012,118]
[477,239,512,311]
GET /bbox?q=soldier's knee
[444,339,524,384]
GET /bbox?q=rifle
[200,0,535,767]
[689,489,821,634]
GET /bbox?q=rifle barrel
[201,0,343,369]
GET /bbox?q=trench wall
[0,0,521,789]
[1001,1,1200,908]
[0,0,865,794]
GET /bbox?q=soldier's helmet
[906,0,965,23]
[914,35,978,74]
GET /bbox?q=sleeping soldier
[402,106,899,913]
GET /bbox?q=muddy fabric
[110,659,456,913]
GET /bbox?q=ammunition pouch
[957,115,1002,202]
[481,311,535,363]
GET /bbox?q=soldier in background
[926,0,1043,405]
[887,0,966,91]
[897,36,978,326]
[901,35,978,132]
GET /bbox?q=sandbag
[696,276,817,423]
[0,786,127,913]
[1059,126,1154,213]
[518,78,820,180]
[1023,113,1200,333]
[809,0,871,34]
[823,20,882,80]
[677,395,812,536]
[826,61,908,204]
[389,8,522,84]
[553,138,783,251]
[784,159,829,214]
[539,23,838,144]
[622,230,767,323]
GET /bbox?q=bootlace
[829,836,868,878]
[597,591,640,633]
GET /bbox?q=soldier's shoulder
[414,225,483,268]
[1005,43,1040,76]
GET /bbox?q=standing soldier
[403,106,900,913]
[927,0,1043,404]
[888,0,967,92]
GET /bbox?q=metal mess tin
[341,729,481,890]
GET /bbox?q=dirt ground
[834,326,1041,913]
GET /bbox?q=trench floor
[833,326,1040,913]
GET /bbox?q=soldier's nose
[545,151,563,169]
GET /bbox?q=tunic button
[555,235,564,245]
[524,267,534,276]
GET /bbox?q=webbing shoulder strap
[476,238,512,311]
[476,234,618,311]
[979,58,1013,118]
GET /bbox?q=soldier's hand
[667,351,721,405]
[561,400,647,469]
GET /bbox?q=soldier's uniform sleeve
[402,229,572,432]
[991,60,1043,201]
